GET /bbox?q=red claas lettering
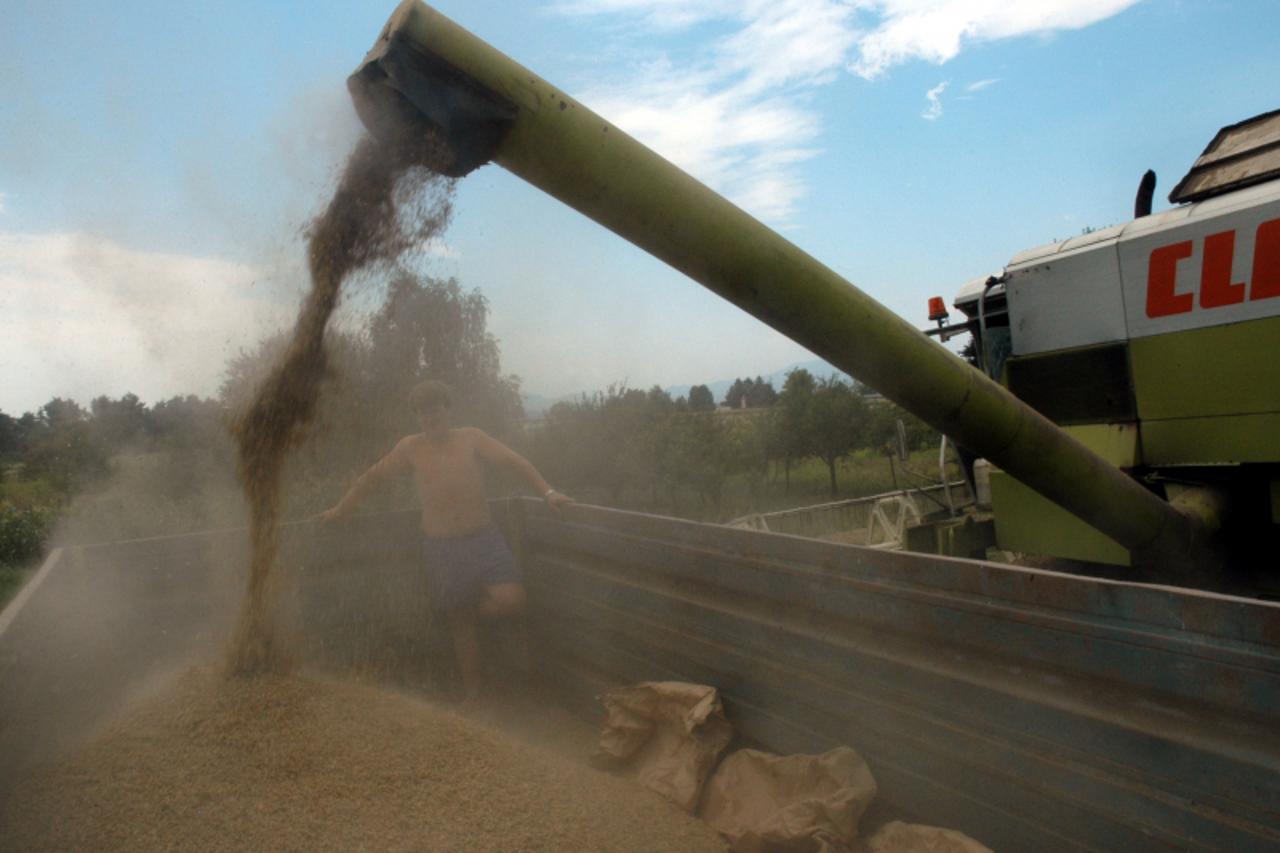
[1200,230,1246,309]
[1146,217,1280,318]
[1252,218,1280,301]
[1146,240,1194,317]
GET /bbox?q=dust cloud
[0,121,460,787]
[0,73,723,853]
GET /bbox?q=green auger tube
[348,0,1214,579]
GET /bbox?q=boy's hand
[544,490,574,512]
[317,507,344,525]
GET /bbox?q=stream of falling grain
[228,130,454,675]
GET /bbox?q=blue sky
[2,0,1277,413]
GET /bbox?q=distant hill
[521,359,855,416]
[519,392,569,417]
[663,359,853,404]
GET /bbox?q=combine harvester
[347,3,1278,592]
[2,3,1276,849]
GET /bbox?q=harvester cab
[944,109,1280,579]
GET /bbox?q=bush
[0,475,63,508]
[0,503,55,568]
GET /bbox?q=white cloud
[0,193,6,215]
[555,1,1139,216]
[966,77,1000,92]
[549,0,739,30]
[582,71,822,220]
[850,1,1142,78]
[0,231,296,413]
[561,0,856,221]
[922,81,949,120]
[716,0,861,93]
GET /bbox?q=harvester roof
[1169,107,1280,204]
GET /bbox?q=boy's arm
[471,429,574,509]
[319,438,412,523]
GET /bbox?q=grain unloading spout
[349,1,1216,578]
[348,2,517,177]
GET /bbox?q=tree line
[0,272,525,568]
[678,376,779,412]
[0,273,524,495]
[0,394,226,492]
[1,268,939,571]
[523,368,937,517]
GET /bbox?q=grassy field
[0,444,964,613]
[740,449,959,517]
[565,448,963,523]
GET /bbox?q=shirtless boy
[319,380,572,702]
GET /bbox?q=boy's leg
[477,582,526,618]
[448,532,524,702]
[477,582,532,692]
[447,607,482,703]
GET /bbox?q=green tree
[39,398,87,429]
[89,393,151,451]
[364,273,522,437]
[603,385,674,505]
[0,412,21,465]
[220,272,524,515]
[14,413,40,458]
[659,413,730,513]
[723,378,750,409]
[22,398,107,491]
[1,413,42,473]
[806,377,868,497]
[745,377,777,408]
[687,384,715,412]
[552,388,630,502]
[723,412,770,507]
[866,398,939,456]
[723,377,777,409]
[150,395,227,451]
[525,384,677,508]
[772,368,816,491]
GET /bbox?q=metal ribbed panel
[502,498,1280,851]
[6,503,1278,849]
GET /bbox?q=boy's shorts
[422,525,521,613]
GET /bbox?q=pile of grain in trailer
[0,668,726,852]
